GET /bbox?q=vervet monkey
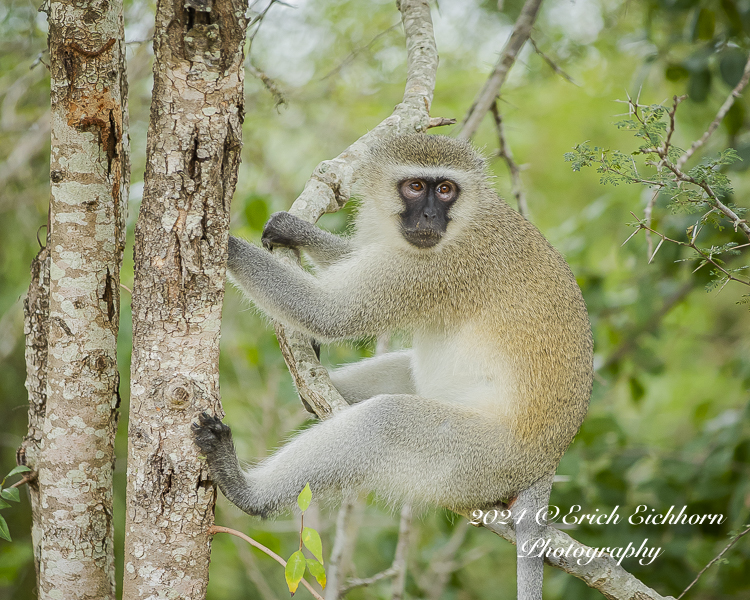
[193,134,593,600]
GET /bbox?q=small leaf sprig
[0,465,32,542]
[285,483,326,596]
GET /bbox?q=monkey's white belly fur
[411,328,516,416]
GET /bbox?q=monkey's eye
[401,179,426,200]
[435,181,456,201]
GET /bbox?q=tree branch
[457,0,544,140]
[490,101,528,217]
[676,54,750,171]
[272,0,438,417]
[471,517,676,600]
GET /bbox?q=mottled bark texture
[122,0,247,595]
[21,0,130,598]
[20,246,49,589]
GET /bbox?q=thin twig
[416,524,469,600]
[628,213,750,287]
[341,567,399,593]
[9,473,37,489]
[248,0,285,45]
[209,525,325,600]
[325,496,363,600]
[529,37,577,85]
[677,524,750,599]
[490,101,528,217]
[247,62,286,108]
[457,0,544,139]
[390,504,411,600]
[676,53,750,171]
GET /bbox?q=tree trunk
[122,0,248,595]
[21,0,130,597]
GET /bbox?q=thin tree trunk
[122,0,248,595]
[22,0,130,597]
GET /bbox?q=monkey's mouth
[401,228,443,248]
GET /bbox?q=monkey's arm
[261,212,352,269]
[330,350,416,403]
[228,236,390,340]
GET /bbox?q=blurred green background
[1,0,749,598]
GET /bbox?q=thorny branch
[635,94,750,240]
[623,212,750,289]
[457,0,544,140]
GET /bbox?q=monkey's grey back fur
[194,133,593,600]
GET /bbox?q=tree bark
[20,246,49,588]
[122,0,248,595]
[22,0,130,597]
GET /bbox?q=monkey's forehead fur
[364,134,488,177]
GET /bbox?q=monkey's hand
[261,211,308,251]
[192,412,233,457]
[192,413,268,517]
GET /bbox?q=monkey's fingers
[192,412,232,455]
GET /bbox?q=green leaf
[0,498,11,510]
[1,488,20,503]
[692,8,715,41]
[6,466,31,478]
[297,483,312,513]
[307,558,326,589]
[0,515,10,542]
[302,527,324,564]
[285,550,307,595]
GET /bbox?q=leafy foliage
[567,98,750,296]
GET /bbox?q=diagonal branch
[457,0,544,140]
[471,516,676,600]
[272,0,439,418]
[490,101,528,217]
[676,54,750,171]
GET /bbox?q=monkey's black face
[397,177,459,248]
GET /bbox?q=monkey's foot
[192,412,233,456]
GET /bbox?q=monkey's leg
[193,395,512,517]
[329,350,416,404]
[513,472,554,600]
